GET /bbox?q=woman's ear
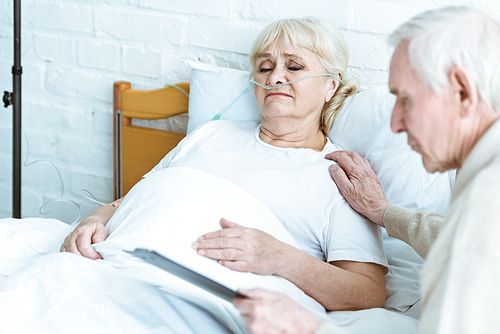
[448,65,478,118]
[325,78,339,103]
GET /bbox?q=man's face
[388,42,462,173]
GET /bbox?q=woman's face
[253,45,337,126]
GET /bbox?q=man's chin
[421,157,442,173]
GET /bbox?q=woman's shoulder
[323,137,343,153]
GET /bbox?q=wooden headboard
[113,81,190,199]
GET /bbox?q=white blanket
[0,167,418,333]
[0,167,327,333]
[96,167,328,331]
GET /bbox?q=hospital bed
[0,61,455,333]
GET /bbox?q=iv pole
[2,0,22,218]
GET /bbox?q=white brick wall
[0,0,498,222]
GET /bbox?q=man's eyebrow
[389,87,398,94]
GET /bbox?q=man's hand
[326,151,390,227]
[233,289,323,334]
[60,217,109,259]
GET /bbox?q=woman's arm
[194,219,386,311]
[60,197,123,259]
[280,249,386,311]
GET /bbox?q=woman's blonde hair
[249,17,359,134]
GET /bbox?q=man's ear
[448,65,478,118]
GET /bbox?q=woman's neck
[259,119,327,151]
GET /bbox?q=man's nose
[390,102,406,134]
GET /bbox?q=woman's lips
[266,92,292,98]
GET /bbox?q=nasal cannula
[213,73,343,120]
[250,73,343,89]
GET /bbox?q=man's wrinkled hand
[233,289,323,334]
[326,150,390,227]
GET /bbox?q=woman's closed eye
[259,67,273,73]
[288,65,303,71]
[286,59,305,72]
[258,65,304,74]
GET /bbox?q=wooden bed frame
[113,81,190,199]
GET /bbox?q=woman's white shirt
[147,120,387,267]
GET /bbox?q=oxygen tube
[212,73,343,120]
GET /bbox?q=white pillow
[186,61,453,208]
[330,87,454,315]
[330,87,454,215]
[185,61,455,316]
[184,60,261,134]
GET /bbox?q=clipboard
[125,248,247,303]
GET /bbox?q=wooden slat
[114,81,190,197]
[121,126,185,195]
[121,82,190,119]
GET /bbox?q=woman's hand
[61,198,121,260]
[233,289,324,334]
[60,216,109,260]
[192,218,290,275]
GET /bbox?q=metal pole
[116,110,122,199]
[12,0,22,218]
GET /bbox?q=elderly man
[233,6,500,334]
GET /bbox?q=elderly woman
[62,17,388,312]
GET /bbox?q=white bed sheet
[0,168,419,333]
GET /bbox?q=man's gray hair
[389,6,500,112]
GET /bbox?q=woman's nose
[267,66,287,86]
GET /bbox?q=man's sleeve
[383,205,444,259]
